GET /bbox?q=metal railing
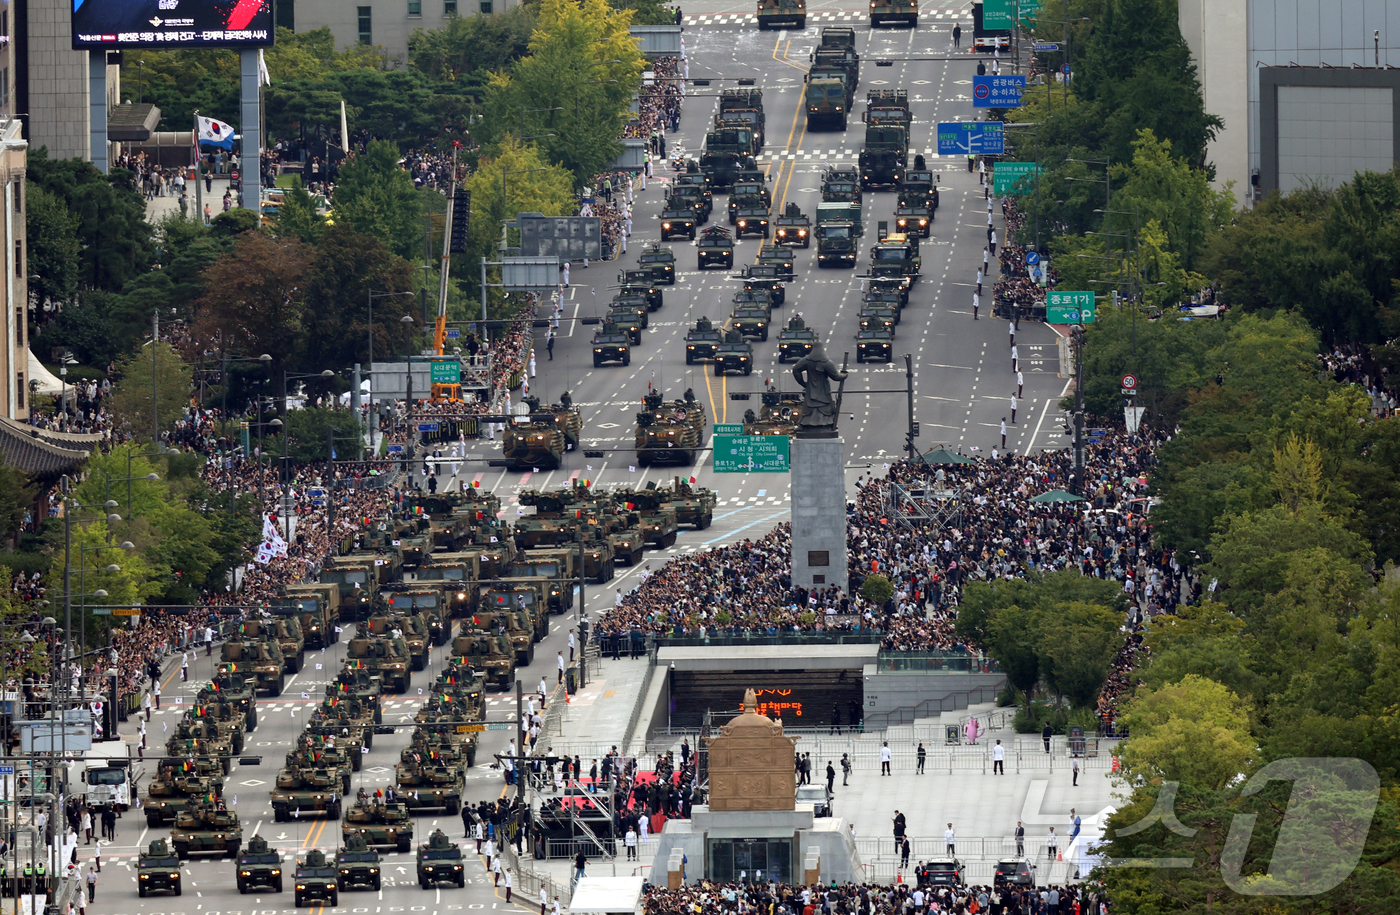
[619,652,659,754]
[874,651,1000,673]
[500,831,572,907]
[652,631,884,647]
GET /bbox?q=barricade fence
[854,834,1088,862]
[501,833,573,906]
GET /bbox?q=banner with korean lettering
[973,75,1027,109]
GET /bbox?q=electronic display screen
[73,0,274,49]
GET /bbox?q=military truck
[417,552,482,618]
[805,73,851,131]
[698,225,735,270]
[235,835,283,894]
[395,755,464,814]
[197,667,257,729]
[379,584,450,652]
[336,834,382,892]
[673,168,713,199]
[860,90,911,189]
[503,414,566,471]
[856,328,894,363]
[685,316,723,363]
[346,634,412,693]
[592,320,632,367]
[778,315,818,362]
[620,270,664,311]
[863,288,907,321]
[668,184,713,223]
[734,201,771,239]
[453,628,515,690]
[608,300,647,344]
[276,581,341,645]
[220,634,286,697]
[713,333,754,377]
[899,168,940,211]
[870,0,917,27]
[757,0,805,29]
[756,246,797,281]
[822,166,863,206]
[742,264,788,306]
[271,762,346,822]
[895,200,933,238]
[870,231,921,285]
[239,615,305,674]
[813,43,860,94]
[743,389,805,436]
[715,108,766,153]
[699,144,758,193]
[636,389,707,466]
[343,797,413,853]
[145,765,224,827]
[726,173,772,221]
[637,243,677,285]
[171,801,242,859]
[294,849,339,908]
[719,87,764,118]
[660,205,697,241]
[774,202,811,247]
[731,299,773,341]
[137,838,184,897]
[417,830,467,888]
[816,221,861,268]
[660,477,718,530]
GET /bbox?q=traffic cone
[896,870,902,884]
[1057,851,1062,862]
[1111,755,1120,774]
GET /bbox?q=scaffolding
[882,479,965,529]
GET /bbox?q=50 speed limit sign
[1121,374,1138,393]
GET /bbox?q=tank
[144,765,224,827]
[394,755,464,814]
[197,667,258,730]
[294,849,339,907]
[612,485,681,548]
[327,666,384,724]
[235,835,284,894]
[171,800,242,859]
[336,833,382,891]
[165,718,235,773]
[187,701,249,754]
[238,615,306,673]
[366,612,431,672]
[220,633,286,697]
[136,838,184,897]
[635,389,707,466]
[271,761,346,822]
[416,829,466,888]
[744,388,805,436]
[661,477,718,530]
[342,797,414,853]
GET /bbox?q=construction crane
[430,145,467,404]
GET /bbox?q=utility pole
[904,354,918,461]
[152,310,160,443]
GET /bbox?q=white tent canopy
[28,350,66,395]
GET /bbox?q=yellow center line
[703,360,719,424]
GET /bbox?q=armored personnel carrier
[346,634,412,693]
[171,800,242,859]
[198,667,258,729]
[137,838,184,897]
[294,849,339,907]
[271,761,345,822]
[613,485,681,549]
[238,615,306,673]
[685,316,723,364]
[744,389,805,437]
[636,389,707,466]
[235,835,284,894]
[145,763,224,827]
[343,797,413,853]
[220,633,286,697]
[660,477,718,530]
[713,327,754,377]
[503,413,566,470]
[417,829,466,888]
[336,834,382,891]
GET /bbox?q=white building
[289,0,523,68]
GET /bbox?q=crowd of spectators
[1323,345,1396,417]
[642,877,1109,915]
[992,201,1056,322]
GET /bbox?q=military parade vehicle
[863,287,907,321]
[856,327,894,363]
[136,838,184,897]
[860,90,911,188]
[719,88,765,130]
[636,389,707,466]
[870,231,922,286]
[817,220,860,267]
[346,633,412,693]
[734,200,771,239]
[659,477,718,530]
[870,0,917,27]
[298,729,363,777]
[713,328,755,377]
[307,708,372,765]
[660,204,697,240]
[395,751,465,814]
[685,316,723,363]
[294,849,339,907]
[171,800,242,859]
[744,389,805,436]
[591,320,632,367]
[317,557,387,624]
[673,168,713,198]
[620,270,665,310]
[278,581,341,642]
[637,243,677,285]
[699,134,758,192]
[329,664,385,725]
[608,299,647,344]
[343,797,414,853]
[756,246,797,281]
[417,830,467,888]
[503,411,567,470]
[741,264,788,306]
[668,183,713,224]
[468,600,537,665]
[895,199,933,238]
[868,275,910,309]
[166,716,237,770]
[188,701,249,753]
[336,834,382,891]
[726,172,772,221]
[417,551,482,617]
[757,0,805,29]
[220,631,286,696]
[197,666,257,730]
[235,835,284,894]
[806,70,852,131]
[778,315,818,362]
[821,166,863,206]
[774,202,811,247]
[698,225,735,270]
[859,304,899,335]
[715,105,766,153]
[614,485,681,549]
[272,761,346,822]
[899,168,940,211]
[239,615,306,673]
[453,628,515,690]
[730,298,773,341]
[145,763,224,827]
[513,546,583,605]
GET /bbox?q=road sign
[446,328,461,339]
[1046,290,1096,324]
[993,161,1040,195]
[713,434,791,473]
[417,423,440,432]
[1025,251,1040,265]
[429,359,459,384]
[0,766,13,775]
[90,608,112,616]
[485,722,513,731]
[113,608,141,616]
[983,0,1042,27]
[1121,374,1138,391]
[1034,42,1060,51]
[1062,64,1072,74]
[457,724,486,733]
[713,423,745,435]
[937,122,1005,156]
[973,75,1026,109]
[388,444,404,453]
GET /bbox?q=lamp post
[77,540,134,669]
[60,478,123,704]
[220,353,273,453]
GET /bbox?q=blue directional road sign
[446,328,461,339]
[973,75,1026,109]
[1033,42,1059,52]
[0,766,13,775]
[1025,251,1040,266]
[388,444,404,453]
[937,122,1005,156]
[417,423,440,432]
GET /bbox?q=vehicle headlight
[140,874,149,880]
[662,223,671,229]
[272,869,281,875]
[241,871,251,876]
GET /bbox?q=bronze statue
[792,341,848,437]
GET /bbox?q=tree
[1118,675,1257,790]
[860,574,893,607]
[409,7,539,81]
[299,223,415,372]
[271,177,326,245]
[332,139,425,260]
[107,342,193,441]
[1037,601,1123,708]
[270,408,362,463]
[0,460,36,547]
[466,138,576,298]
[985,604,1044,700]
[26,185,81,306]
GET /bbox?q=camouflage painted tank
[661,476,718,530]
[171,800,242,859]
[271,761,345,822]
[220,633,286,696]
[197,667,257,729]
[452,627,515,690]
[636,389,707,466]
[145,764,223,827]
[342,797,413,853]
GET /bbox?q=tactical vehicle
[614,485,681,549]
[899,169,940,210]
[328,666,385,725]
[895,202,932,238]
[741,264,787,306]
[637,244,677,285]
[345,634,412,693]
[417,830,466,888]
[636,390,707,466]
[512,395,583,453]
[620,271,664,311]
[821,25,857,50]
[870,231,921,285]
[774,202,811,247]
[699,147,758,193]
[503,414,566,471]
[294,849,339,907]
[137,839,184,897]
[186,702,248,754]
[813,43,860,94]
[757,0,805,29]
[167,715,239,767]
[220,633,286,696]
[868,276,910,309]
[870,0,917,27]
[715,108,766,153]
[698,225,734,270]
[317,559,387,624]
[856,328,894,363]
[816,221,860,267]
[778,316,818,362]
[308,707,373,762]
[806,74,852,130]
[860,90,911,188]
[271,762,346,821]
[730,302,773,341]
[195,666,258,722]
[145,766,224,827]
[862,289,907,320]
[297,729,362,778]
[592,321,632,367]
[235,835,284,894]
[465,602,537,665]
[713,339,754,376]
[343,797,414,853]
[859,305,899,334]
[417,552,484,617]
[453,628,516,690]
[608,300,647,344]
[171,801,242,859]
[674,168,712,195]
[278,582,341,644]
[395,755,465,814]
[821,166,863,206]
[336,834,382,891]
[685,317,723,363]
[513,547,582,607]
[756,247,796,282]
[660,206,697,241]
[668,184,713,223]
[743,389,804,436]
[660,477,718,529]
[239,615,306,673]
[734,203,770,239]
[719,87,764,115]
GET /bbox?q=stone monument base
[791,436,848,592]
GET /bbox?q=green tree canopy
[331,139,425,259]
[107,342,193,441]
[1118,674,1257,790]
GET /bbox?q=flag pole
[193,112,204,225]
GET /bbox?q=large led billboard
[73,0,275,50]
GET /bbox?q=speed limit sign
[1121,374,1138,393]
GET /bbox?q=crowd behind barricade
[642,877,1109,915]
[992,201,1056,322]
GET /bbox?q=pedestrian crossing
[685,9,967,25]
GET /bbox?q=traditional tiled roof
[0,418,96,476]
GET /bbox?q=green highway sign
[1046,290,1096,324]
[713,423,745,435]
[430,359,460,384]
[993,162,1040,195]
[713,434,791,473]
[90,608,112,616]
[983,0,1042,28]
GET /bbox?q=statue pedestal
[790,436,847,592]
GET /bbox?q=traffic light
[449,187,471,254]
